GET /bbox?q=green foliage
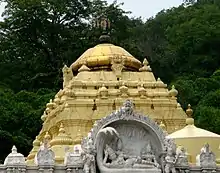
[195,88,220,133]
[0,87,55,162]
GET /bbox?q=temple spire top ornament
[94,15,111,43]
[185,104,194,125]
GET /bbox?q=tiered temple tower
[26,30,188,164]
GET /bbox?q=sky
[107,0,183,20]
[0,0,183,20]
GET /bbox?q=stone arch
[81,100,170,173]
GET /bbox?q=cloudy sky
[0,0,183,20]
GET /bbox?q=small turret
[50,123,73,164]
[169,85,178,98]
[26,136,41,165]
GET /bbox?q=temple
[1,18,220,173]
[25,33,188,164]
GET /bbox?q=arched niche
[83,100,168,173]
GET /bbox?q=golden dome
[71,43,142,72]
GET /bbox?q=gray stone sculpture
[120,100,135,120]
[139,142,159,168]
[175,146,189,167]
[164,146,177,173]
[81,137,96,173]
[36,143,55,167]
[65,146,83,167]
[82,100,166,173]
[200,144,216,168]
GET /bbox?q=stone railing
[1,144,219,173]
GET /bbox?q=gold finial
[186,104,193,118]
[185,104,194,125]
[177,103,181,109]
[157,78,164,84]
[139,58,152,72]
[169,85,178,97]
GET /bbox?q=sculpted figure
[62,65,73,88]
[120,100,134,119]
[140,143,159,168]
[175,146,189,167]
[82,137,96,173]
[103,144,125,168]
[200,143,216,168]
[111,56,124,78]
[164,148,176,173]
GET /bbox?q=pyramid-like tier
[71,43,142,71]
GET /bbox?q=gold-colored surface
[26,136,40,165]
[27,42,189,165]
[71,43,142,71]
[50,123,73,164]
[168,106,220,164]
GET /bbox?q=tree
[0,0,92,91]
[0,87,55,162]
[195,90,220,133]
